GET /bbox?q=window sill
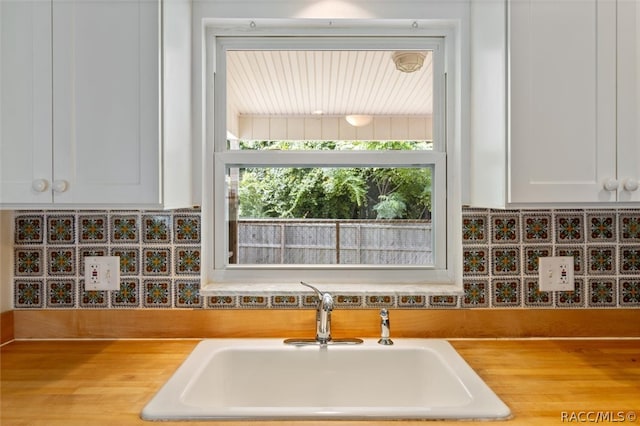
[200,282,462,296]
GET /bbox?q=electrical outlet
[538,256,574,292]
[84,256,120,291]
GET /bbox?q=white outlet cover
[538,256,574,292]
[84,256,120,291]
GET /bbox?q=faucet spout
[283,282,362,346]
[301,281,333,344]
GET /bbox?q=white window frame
[201,21,462,295]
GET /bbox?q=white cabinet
[469,0,640,207]
[509,0,618,204]
[617,0,640,203]
[0,0,191,208]
[0,1,53,204]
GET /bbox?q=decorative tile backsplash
[11,208,640,309]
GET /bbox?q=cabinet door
[0,1,53,204]
[52,0,159,205]
[617,0,640,202]
[509,0,617,203]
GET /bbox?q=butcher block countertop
[1,339,639,426]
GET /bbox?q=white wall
[0,211,12,312]
[191,0,471,205]
[238,115,433,141]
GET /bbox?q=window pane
[226,166,433,266]
[226,50,434,147]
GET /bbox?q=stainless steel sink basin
[141,338,510,421]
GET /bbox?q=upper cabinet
[1,1,52,204]
[469,0,640,207]
[617,0,640,203]
[0,0,192,209]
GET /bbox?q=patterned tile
[397,294,426,308]
[174,280,202,308]
[556,278,584,308]
[620,245,640,274]
[302,294,319,308]
[15,248,43,276]
[111,278,140,308]
[620,212,640,242]
[79,280,108,308]
[492,247,520,275]
[207,296,237,309]
[111,215,139,243]
[8,206,640,313]
[491,215,520,243]
[111,247,139,276]
[556,246,585,275]
[142,248,171,276]
[174,215,201,243]
[462,215,488,244]
[588,278,617,307]
[523,246,552,275]
[47,215,75,244]
[429,295,458,308]
[15,215,44,244]
[462,279,489,308]
[365,295,395,307]
[47,248,76,276]
[492,279,521,307]
[463,248,488,275]
[587,246,616,275]
[175,247,201,275]
[555,213,584,243]
[142,215,171,243]
[522,213,552,243]
[238,295,268,308]
[334,295,363,307]
[524,278,553,307]
[78,215,108,244]
[143,279,172,308]
[271,295,301,308]
[586,212,616,243]
[46,280,75,307]
[619,280,640,306]
[14,280,43,308]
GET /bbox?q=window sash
[212,150,447,284]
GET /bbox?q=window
[202,28,462,293]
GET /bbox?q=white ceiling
[226,50,433,118]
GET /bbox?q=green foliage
[236,140,432,220]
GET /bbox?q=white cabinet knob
[623,178,639,192]
[31,179,49,193]
[603,178,619,191]
[52,180,69,193]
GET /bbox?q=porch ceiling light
[392,51,426,73]
[345,114,373,127]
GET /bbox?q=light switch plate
[84,256,120,291]
[538,256,574,292]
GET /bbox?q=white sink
[141,338,510,421]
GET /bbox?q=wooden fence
[235,219,433,265]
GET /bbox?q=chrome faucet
[378,308,394,345]
[301,281,334,344]
[284,282,362,346]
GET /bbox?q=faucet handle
[300,281,323,298]
[300,281,333,311]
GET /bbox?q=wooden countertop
[1,339,639,425]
